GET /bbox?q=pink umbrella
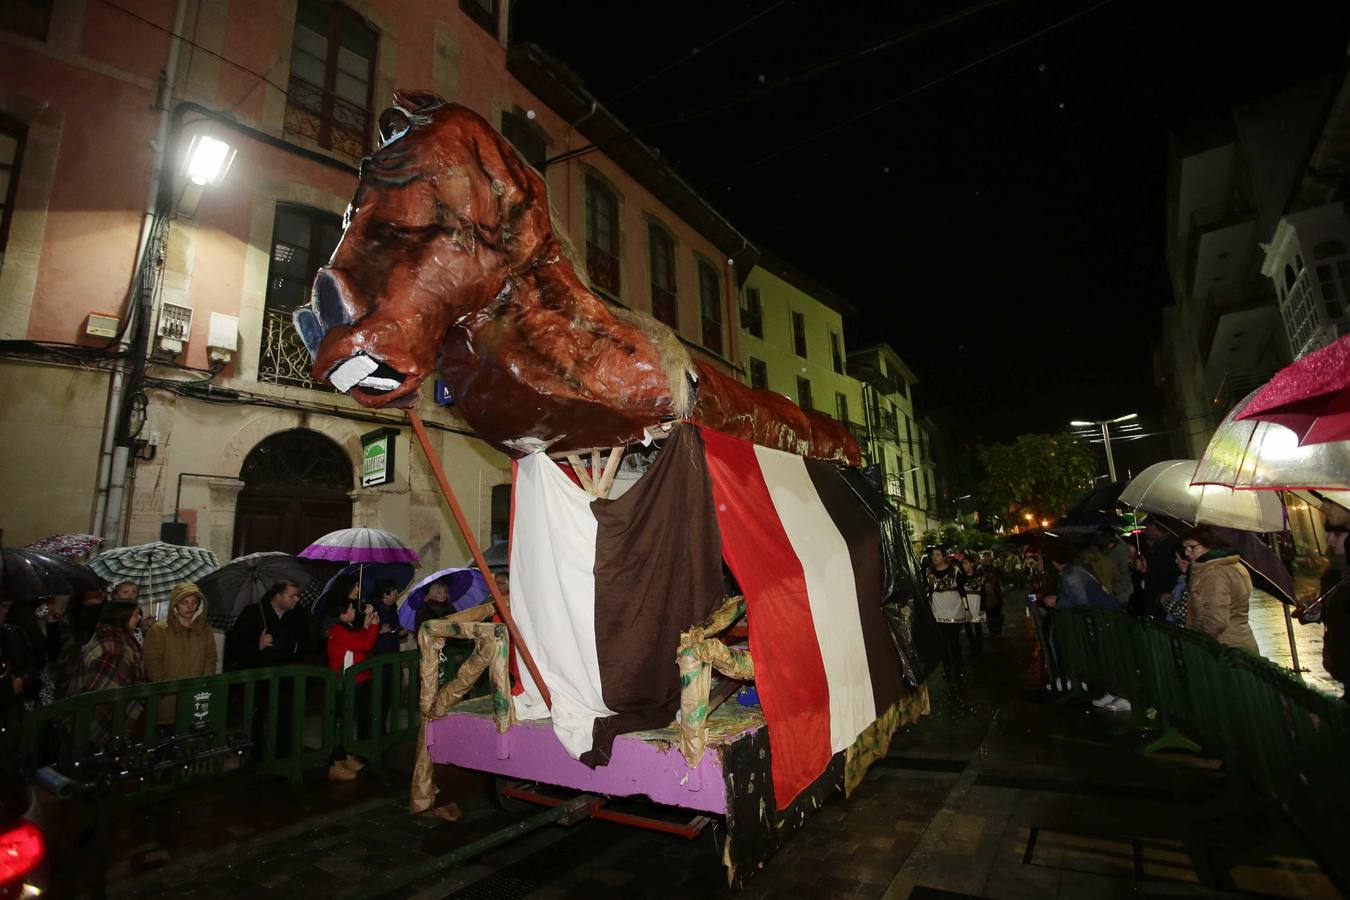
[1236,334,1350,446]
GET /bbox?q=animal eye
[378,108,410,145]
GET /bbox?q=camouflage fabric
[410,603,510,815]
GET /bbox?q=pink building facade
[0,0,754,567]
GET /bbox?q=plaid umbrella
[298,527,419,564]
[89,541,220,619]
[25,533,104,561]
[198,551,319,629]
[1,548,105,604]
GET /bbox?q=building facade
[846,344,940,535]
[1261,67,1350,361]
[738,253,862,436]
[0,0,752,572]
[1157,78,1334,457]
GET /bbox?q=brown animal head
[296,93,556,408]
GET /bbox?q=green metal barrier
[18,664,337,802]
[336,649,420,779]
[1050,608,1350,887]
[335,641,480,779]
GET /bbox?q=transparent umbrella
[1121,460,1285,532]
[1192,391,1350,492]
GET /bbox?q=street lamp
[178,133,236,217]
[1068,413,1137,482]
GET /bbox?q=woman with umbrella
[1179,526,1260,655]
[325,592,380,782]
[143,583,217,725]
[72,601,148,745]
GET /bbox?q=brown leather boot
[328,762,357,783]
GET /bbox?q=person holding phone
[325,594,380,781]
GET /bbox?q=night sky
[512,0,1350,469]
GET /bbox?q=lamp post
[1069,413,1137,482]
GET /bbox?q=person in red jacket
[326,595,379,782]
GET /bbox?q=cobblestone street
[102,608,1339,899]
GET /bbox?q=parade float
[297,92,931,885]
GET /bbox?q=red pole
[406,408,551,708]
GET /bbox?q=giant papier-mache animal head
[295,91,558,408]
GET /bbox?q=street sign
[434,379,455,406]
[361,427,399,488]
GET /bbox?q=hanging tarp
[509,425,724,765]
[700,428,905,809]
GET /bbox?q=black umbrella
[198,551,320,629]
[1,548,105,604]
[1065,480,1127,517]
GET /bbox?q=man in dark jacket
[1318,517,1348,698]
[1142,519,1181,619]
[224,580,313,670]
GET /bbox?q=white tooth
[359,376,401,391]
[329,355,378,392]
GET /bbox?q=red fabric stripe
[700,428,832,809]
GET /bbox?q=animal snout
[313,270,354,330]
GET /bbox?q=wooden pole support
[565,454,594,493]
[595,447,624,499]
[405,408,551,708]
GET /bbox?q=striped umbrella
[298,527,420,564]
[89,541,219,619]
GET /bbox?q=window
[0,114,26,264]
[1315,262,1348,321]
[830,332,843,374]
[500,110,546,169]
[1281,259,1321,356]
[698,259,722,353]
[259,205,344,389]
[460,0,497,35]
[792,311,807,358]
[285,0,378,164]
[835,392,849,424]
[749,357,767,390]
[741,287,763,338]
[648,222,677,328]
[0,0,51,39]
[585,176,620,296]
[797,376,813,411]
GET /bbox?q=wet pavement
[96,598,1341,899]
[1249,584,1342,698]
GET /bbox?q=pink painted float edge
[426,712,742,815]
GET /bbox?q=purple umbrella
[298,527,419,564]
[399,567,490,631]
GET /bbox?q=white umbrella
[1120,460,1284,533]
[1192,391,1350,492]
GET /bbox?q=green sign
[361,428,398,488]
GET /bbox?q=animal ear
[392,90,445,113]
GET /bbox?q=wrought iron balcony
[258,309,332,392]
[283,75,371,165]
